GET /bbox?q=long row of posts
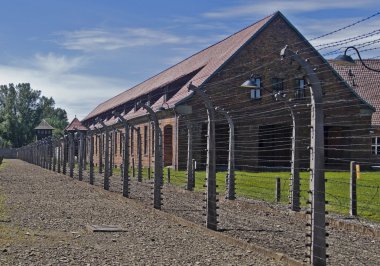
[17,46,329,265]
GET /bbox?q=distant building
[65,117,88,157]
[34,119,54,141]
[330,59,380,160]
[65,117,88,134]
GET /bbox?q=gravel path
[96,168,379,265]
[0,160,280,266]
[2,160,379,265]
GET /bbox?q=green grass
[163,168,380,222]
[79,162,380,222]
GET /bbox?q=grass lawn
[82,163,380,222]
[163,168,380,222]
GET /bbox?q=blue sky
[0,0,379,121]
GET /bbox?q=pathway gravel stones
[2,159,379,265]
[0,160,280,265]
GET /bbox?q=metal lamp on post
[335,46,380,72]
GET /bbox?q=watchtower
[34,119,54,141]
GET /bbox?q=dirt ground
[1,159,379,265]
[0,160,282,266]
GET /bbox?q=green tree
[45,107,69,138]
[0,83,68,147]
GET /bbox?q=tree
[0,83,68,147]
[45,107,69,138]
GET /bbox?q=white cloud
[56,26,227,52]
[203,0,377,18]
[33,53,86,74]
[0,63,130,121]
[57,27,198,52]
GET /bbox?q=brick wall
[92,116,177,169]
[177,15,374,171]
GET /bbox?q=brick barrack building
[330,59,380,163]
[80,11,377,171]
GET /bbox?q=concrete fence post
[109,130,114,177]
[97,119,110,190]
[113,111,131,198]
[69,133,74,178]
[281,46,326,265]
[290,107,301,211]
[78,132,84,181]
[167,167,171,184]
[48,138,53,170]
[276,177,281,202]
[52,139,57,172]
[89,132,95,185]
[137,102,163,210]
[184,118,194,191]
[43,140,46,168]
[132,157,135,178]
[215,107,235,200]
[189,83,218,230]
[57,140,61,173]
[122,128,130,197]
[62,135,67,175]
[350,161,357,216]
[192,159,196,188]
[83,135,87,170]
[137,127,142,182]
[98,133,103,174]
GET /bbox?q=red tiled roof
[87,96,168,130]
[329,59,380,126]
[83,12,278,122]
[65,117,88,131]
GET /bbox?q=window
[144,126,148,155]
[272,78,284,91]
[250,77,262,100]
[250,89,261,99]
[372,136,380,155]
[295,79,306,99]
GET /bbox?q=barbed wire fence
[16,12,380,266]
